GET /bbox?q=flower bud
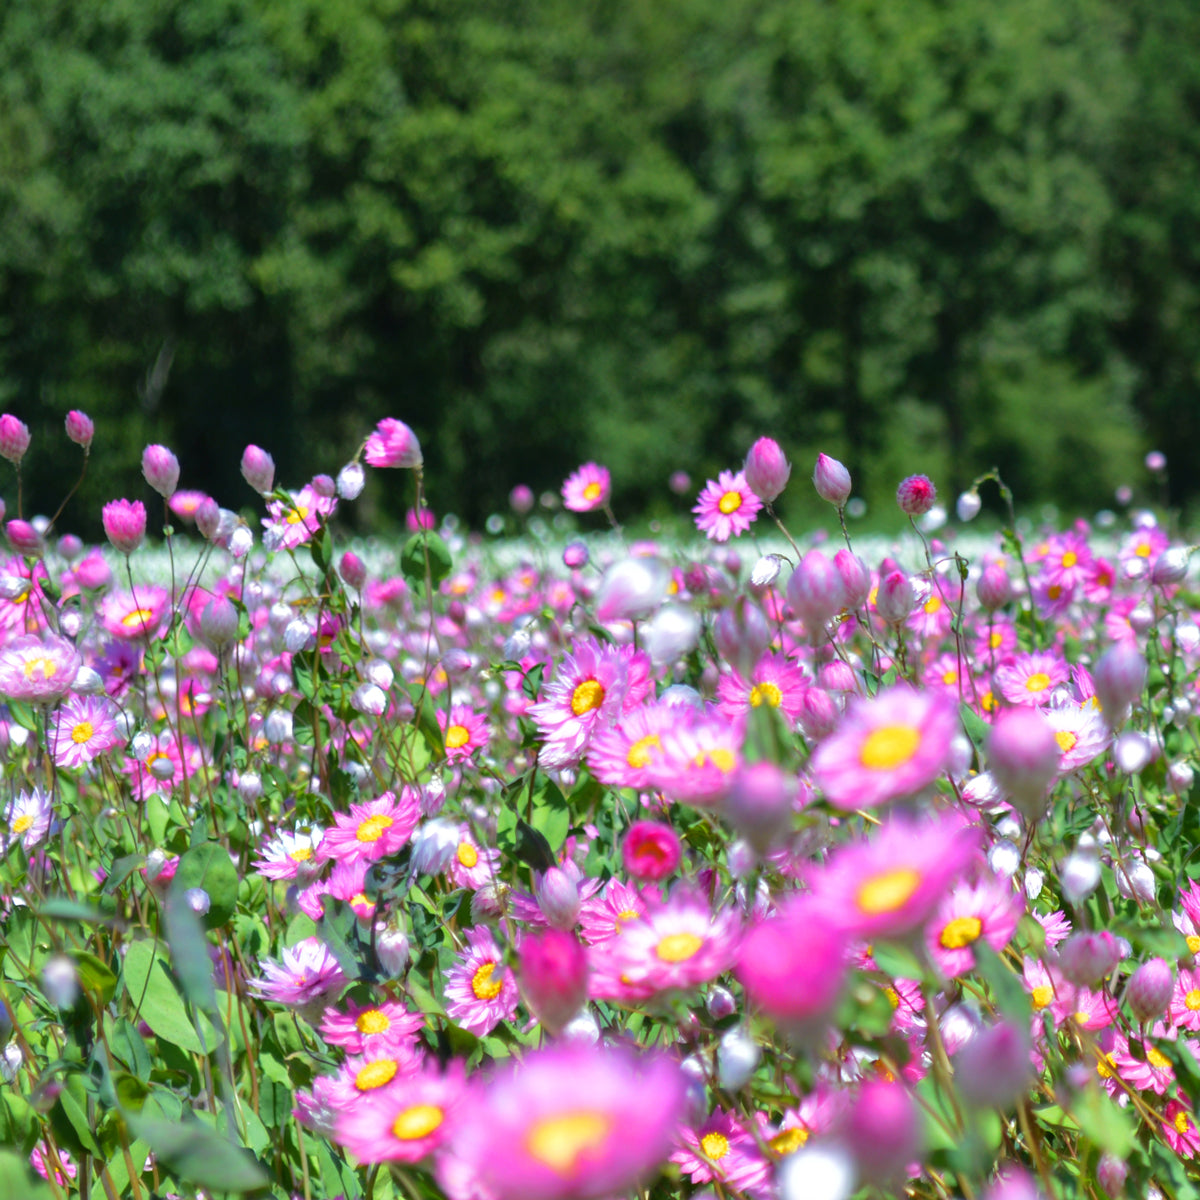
[65,410,94,449]
[1115,856,1156,903]
[409,819,460,876]
[750,554,783,587]
[744,437,791,502]
[954,1019,1032,1109]
[706,985,737,1020]
[42,955,80,1009]
[976,564,1013,611]
[510,484,534,514]
[351,682,388,716]
[799,687,840,740]
[185,887,211,915]
[374,921,410,976]
[594,557,668,623]
[194,497,222,541]
[896,474,937,516]
[199,596,239,650]
[365,418,422,469]
[1152,547,1190,585]
[1057,931,1121,987]
[622,821,681,881]
[336,461,365,500]
[1060,849,1101,904]
[988,708,1060,819]
[1096,1153,1127,1198]
[819,660,857,693]
[339,550,367,590]
[562,541,588,569]
[1092,643,1146,721]
[238,772,263,802]
[536,867,580,931]
[141,444,180,498]
[724,762,797,854]
[0,414,31,464]
[101,499,146,556]
[717,1026,760,1090]
[875,569,915,624]
[518,929,588,1035]
[813,452,852,506]
[845,1080,923,1184]
[1115,730,1156,773]
[6,519,42,557]
[240,444,275,494]
[787,550,846,631]
[833,549,870,609]
[713,596,771,679]
[1126,957,1173,1023]
[643,603,701,667]
[956,490,982,522]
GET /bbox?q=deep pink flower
[102,499,147,555]
[896,474,937,515]
[561,462,611,512]
[622,821,682,881]
[0,414,30,463]
[692,471,761,542]
[671,1109,772,1193]
[98,586,171,640]
[443,925,519,1036]
[0,635,80,703]
[743,437,790,502]
[141,444,180,497]
[47,695,123,769]
[364,418,422,469]
[316,790,420,867]
[437,704,490,763]
[925,874,1024,978]
[65,410,93,449]
[240,444,275,493]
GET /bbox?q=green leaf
[0,1150,54,1200]
[130,1117,268,1193]
[165,892,219,1015]
[121,940,222,1055]
[870,942,925,981]
[39,898,114,924]
[958,702,990,754]
[170,841,239,928]
[73,950,117,1003]
[399,531,452,588]
[972,942,1030,1024]
[317,897,363,983]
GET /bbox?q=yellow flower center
[939,916,983,950]
[859,725,920,770]
[70,721,94,744]
[924,596,942,615]
[457,842,479,868]
[656,932,703,962]
[718,491,742,515]
[701,1132,730,1160]
[614,908,641,933]
[989,631,1004,649]
[145,751,171,774]
[1189,991,1200,1012]
[1062,551,1078,568]
[526,1112,612,1175]
[856,868,921,915]
[749,682,783,708]
[1177,1111,1192,1135]
[1096,1053,1115,1079]
[1055,730,1077,753]
[356,1009,391,1035]
[981,690,998,712]
[289,847,312,862]
[885,986,900,1008]
[356,814,394,843]
[1136,543,1152,558]
[286,505,309,525]
[472,962,503,1001]
[393,1104,443,1141]
[1148,1047,1171,1070]
[1025,672,1051,693]
[12,814,33,834]
[445,724,470,749]
[1031,985,1053,1010]
[582,482,602,502]
[355,1059,398,1090]
[691,747,736,773]
[23,656,57,680]
[1073,1011,1091,1025]
[626,734,661,768]
[121,607,155,630]
[942,670,958,685]
[1189,935,1200,955]
[769,1127,808,1156]
[570,679,605,716]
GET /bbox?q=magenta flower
[98,586,171,640]
[0,635,80,704]
[451,1043,687,1200]
[692,470,762,542]
[47,695,123,769]
[896,474,937,515]
[141,444,180,498]
[0,413,30,463]
[364,418,423,469]
[316,790,420,867]
[319,999,425,1056]
[101,499,148,556]
[621,821,682,882]
[443,925,519,1036]
[65,410,93,449]
[248,937,346,1013]
[262,484,337,551]
[437,704,489,763]
[671,1109,772,1193]
[925,874,1024,978]
[561,462,610,513]
[586,701,677,790]
[995,650,1070,706]
[3,787,53,852]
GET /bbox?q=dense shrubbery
[3,413,1200,1198]
[2,0,1200,526]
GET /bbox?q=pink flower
[447,829,500,891]
[438,704,490,763]
[319,998,425,1056]
[141,443,180,497]
[253,826,324,883]
[621,821,682,881]
[715,653,808,721]
[335,1061,465,1164]
[809,684,957,810]
[925,874,1024,978]
[562,462,611,513]
[47,695,123,769]
[451,1043,687,1200]
[168,489,210,522]
[0,414,30,463]
[995,651,1070,706]
[1163,1100,1200,1157]
[578,878,648,945]
[364,418,422,469]
[98,586,171,640]
[443,925,519,1036]
[249,937,346,1013]
[3,787,53,852]
[671,1110,772,1193]
[316,790,420,867]
[692,470,762,542]
[743,437,790,502]
[896,474,937,515]
[262,484,336,551]
[240,444,275,493]
[324,1044,424,1110]
[102,499,147,555]
[586,701,677,789]
[0,635,80,703]
[65,410,93,449]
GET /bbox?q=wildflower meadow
[2,412,1199,1200]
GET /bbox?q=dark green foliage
[0,0,1192,527]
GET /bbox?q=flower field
[1,413,1198,1200]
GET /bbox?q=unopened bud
[812,453,852,507]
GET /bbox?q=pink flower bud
[1145,450,1167,473]
[141,444,180,498]
[74,550,111,589]
[0,414,30,464]
[535,867,580,931]
[875,569,915,624]
[786,550,846,631]
[954,1020,1032,1109]
[988,708,1060,818]
[1152,547,1190,585]
[194,497,221,541]
[312,473,336,499]
[1126,958,1173,1023]
[1096,1153,1127,1198]
[65,410,94,449]
[833,549,870,609]
[798,687,839,740]
[102,499,147,556]
[896,474,937,516]
[240,444,275,494]
[1057,931,1122,987]
[622,821,681,881]
[813,452,852,506]
[364,418,422,469]
[339,550,367,590]
[510,484,534,514]
[199,596,239,650]
[725,763,796,854]
[518,929,588,1035]
[6,519,42,557]
[845,1080,924,1183]
[743,437,791,502]
[976,563,1013,612]
[713,596,770,679]
[1092,643,1147,720]
[595,558,668,623]
[562,541,588,569]
[819,660,857,692]
[406,506,435,531]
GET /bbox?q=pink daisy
[316,789,420,867]
[671,1110,772,1193]
[808,683,958,810]
[335,1061,465,1164]
[562,463,611,513]
[320,998,425,1056]
[586,701,678,790]
[438,704,490,764]
[450,1043,686,1200]
[925,875,1024,978]
[447,828,500,891]
[643,709,744,807]
[1044,703,1109,774]
[1169,967,1200,1033]
[715,653,809,721]
[995,651,1070,707]
[3,787,53,852]
[248,937,346,1015]
[443,925,519,1036]
[0,634,80,703]
[1110,1024,1179,1096]
[47,694,123,768]
[98,585,171,641]
[692,470,762,542]
[297,859,373,922]
[1163,1100,1200,1157]
[577,878,649,945]
[325,1044,425,1110]
[262,484,337,551]
[252,825,325,884]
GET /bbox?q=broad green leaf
[121,940,222,1055]
[171,841,239,929]
[131,1117,268,1193]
